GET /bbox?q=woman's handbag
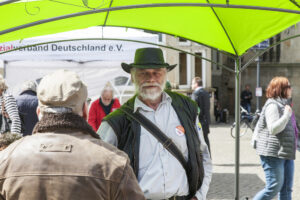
[0,97,12,134]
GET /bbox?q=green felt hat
[121,48,177,73]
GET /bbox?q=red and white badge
[175,125,185,136]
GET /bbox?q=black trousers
[200,120,211,156]
[203,131,211,157]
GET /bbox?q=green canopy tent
[1,0,300,199]
[1,0,300,55]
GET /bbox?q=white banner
[5,61,132,101]
[0,37,157,61]
[1,27,158,101]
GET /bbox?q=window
[195,52,202,78]
[178,37,191,46]
[269,38,274,62]
[179,53,187,85]
[194,50,207,87]
[276,34,281,62]
[179,37,187,42]
[114,76,132,86]
[158,33,163,43]
[262,51,268,62]
[143,30,165,43]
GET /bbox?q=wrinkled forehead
[135,68,167,73]
[102,90,113,98]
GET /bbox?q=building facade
[212,23,300,120]
[159,35,212,90]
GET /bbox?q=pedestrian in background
[0,75,21,134]
[16,80,38,135]
[191,77,211,153]
[241,84,252,113]
[88,83,120,131]
[253,76,296,200]
[0,70,145,200]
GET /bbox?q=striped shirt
[0,94,21,134]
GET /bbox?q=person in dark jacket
[16,80,38,135]
[241,84,252,113]
[191,77,211,153]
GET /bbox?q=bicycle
[230,106,260,138]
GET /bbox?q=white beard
[135,79,166,101]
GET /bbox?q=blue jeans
[253,156,294,200]
[242,103,251,113]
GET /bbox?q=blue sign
[253,40,270,50]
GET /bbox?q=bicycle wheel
[231,121,249,138]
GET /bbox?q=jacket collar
[133,92,172,112]
[33,113,99,139]
[20,90,37,96]
[195,86,203,92]
[269,97,290,106]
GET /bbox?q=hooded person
[16,80,39,135]
[0,70,145,200]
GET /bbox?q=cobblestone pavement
[207,124,300,200]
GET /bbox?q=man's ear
[36,107,42,121]
[82,103,88,121]
[36,107,40,117]
[131,73,135,84]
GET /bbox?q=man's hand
[191,197,198,200]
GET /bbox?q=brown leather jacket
[0,113,145,200]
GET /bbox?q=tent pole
[234,58,241,200]
[3,60,7,78]
[256,56,261,112]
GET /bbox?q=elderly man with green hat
[0,70,145,200]
[98,48,212,200]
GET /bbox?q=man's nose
[144,73,156,82]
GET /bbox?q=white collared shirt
[98,92,212,200]
[195,86,203,92]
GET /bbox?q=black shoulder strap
[120,105,188,173]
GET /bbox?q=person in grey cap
[0,70,145,200]
[98,48,212,200]
[16,80,39,135]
